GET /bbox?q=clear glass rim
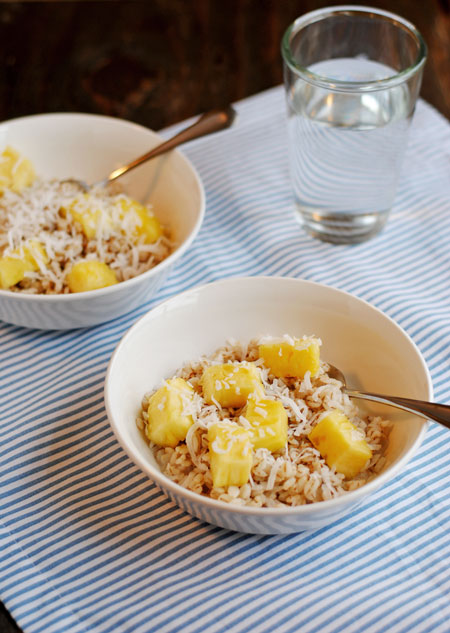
[281,5,427,92]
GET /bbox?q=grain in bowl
[137,335,392,507]
[0,146,172,294]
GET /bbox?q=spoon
[327,364,450,430]
[64,106,236,191]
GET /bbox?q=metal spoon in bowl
[327,364,450,430]
[64,106,236,191]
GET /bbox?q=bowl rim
[0,111,206,301]
[105,275,432,517]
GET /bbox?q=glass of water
[281,6,427,244]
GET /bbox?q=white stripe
[1,86,450,633]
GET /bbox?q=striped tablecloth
[1,86,449,633]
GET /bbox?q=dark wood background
[1,1,449,632]
[0,0,449,131]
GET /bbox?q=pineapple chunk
[20,240,49,269]
[208,422,253,488]
[118,198,162,244]
[0,146,35,192]
[201,363,264,408]
[63,194,162,244]
[64,194,113,240]
[308,409,372,478]
[259,336,320,378]
[242,397,288,452]
[147,378,194,447]
[0,257,27,289]
[66,260,117,293]
[0,240,48,289]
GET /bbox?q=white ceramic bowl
[105,276,432,534]
[0,113,205,329]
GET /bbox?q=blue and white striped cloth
[1,86,449,633]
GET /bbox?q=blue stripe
[1,89,449,633]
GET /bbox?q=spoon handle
[345,389,450,430]
[105,106,236,184]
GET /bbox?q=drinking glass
[281,6,427,244]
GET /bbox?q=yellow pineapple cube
[0,146,35,192]
[147,378,194,447]
[308,409,372,478]
[66,260,117,293]
[259,336,320,378]
[64,194,162,244]
[208,422,253,488]
[21,240,49,269]
[201,363,264,408]
[0,257,27,289]
[118,198,162,244]
[64,194,113,239]
[242,397,288,452]
[0,240,48,289]
[11,156,36,191]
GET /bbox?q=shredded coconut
[136,337,392,508]
[0,179,172,294]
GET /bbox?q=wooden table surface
[0,1,449,632]
[0,0,449,130]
